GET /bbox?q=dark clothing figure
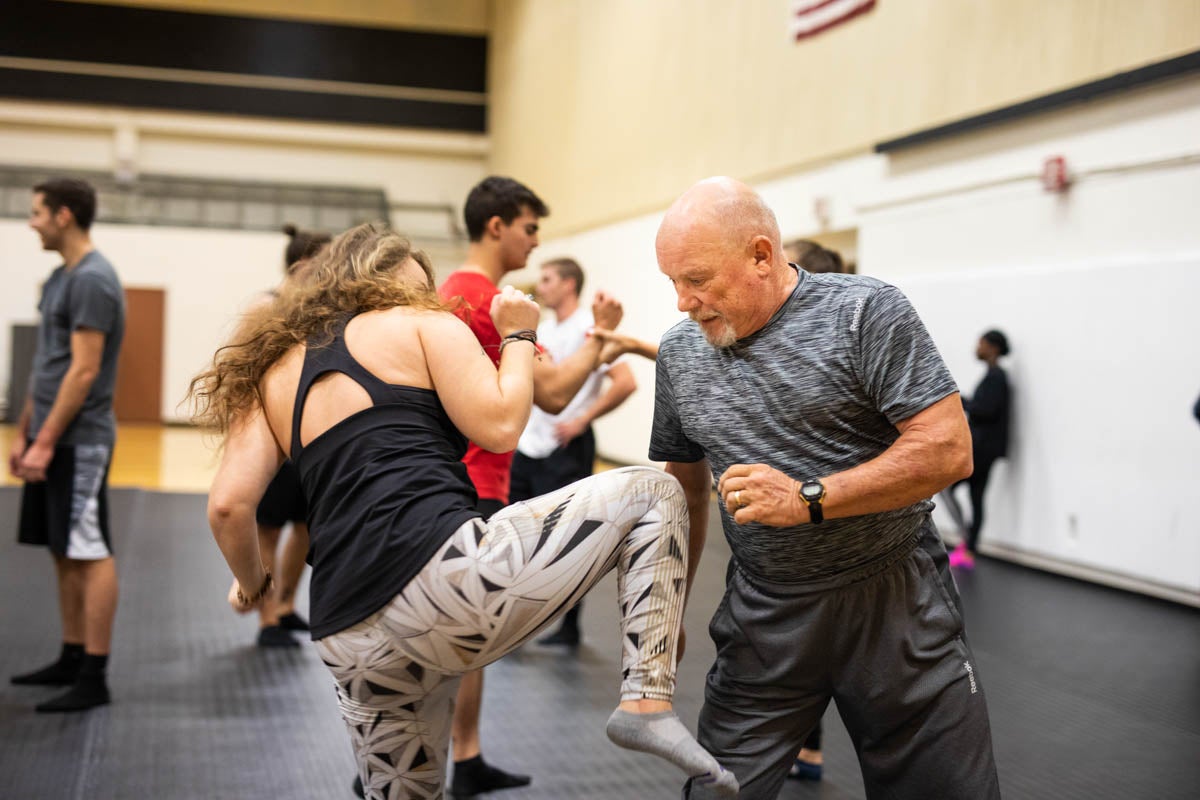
[966,366,1010,460]
[952,365,1011,553]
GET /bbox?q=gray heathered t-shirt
[650,267,958,583]
[30,250,126,446]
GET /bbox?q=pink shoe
[948,542,972,570]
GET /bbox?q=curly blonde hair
[188,223,444,434]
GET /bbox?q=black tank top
[291,317,480,638]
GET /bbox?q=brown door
[114,288,165,423]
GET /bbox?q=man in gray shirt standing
[9,178,125,713]
[651,178,1000,799]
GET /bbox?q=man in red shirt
[437,176,622,796]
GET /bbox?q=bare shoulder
[360,306,451,330]
[406,307,473,339]
[257,344,305,443]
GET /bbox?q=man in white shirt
[510,257,637,646]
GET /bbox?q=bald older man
[650,179,1000,799]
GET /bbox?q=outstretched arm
[532,291,625,412]
[553,362,637,444]
[593,329,659,362]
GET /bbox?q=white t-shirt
[516,307,608,459]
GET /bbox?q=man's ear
[485,215,504,240]
[54,205,75,229]
[750,235,774,273]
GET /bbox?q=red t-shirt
[438,270,513,503]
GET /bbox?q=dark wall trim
[0,163,391,234]
[875,49,1200,153]
[0,68,485,132]
[0,0,486,131]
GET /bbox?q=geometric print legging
[314,466,689,800]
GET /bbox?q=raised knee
[616,466,683,497]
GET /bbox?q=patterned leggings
[315,466,689,800]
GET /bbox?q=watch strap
[807,498,824,524]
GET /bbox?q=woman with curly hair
[189,223,737,799]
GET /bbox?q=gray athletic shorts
[18,442,113,560]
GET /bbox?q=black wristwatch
[798,479,826,525]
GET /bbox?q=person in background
[784,238,847,781]
[247,224,331,647]
[434,176,624,797]
[510,257,638,648]
[945,330,1012,571]
[785,239,845,275]
[10,178,125,713]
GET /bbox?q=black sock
[277,612,310,632]
[11,643,84,685]
[562,605,581,632]
[455,755,484,774]
[78,653,108,679]
[35,653,110,713]
[451,755,531,793]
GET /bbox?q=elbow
[492,429,523,454]
[207,496,247,536]
[683,484,710,510]
[536,390,570,415]
[71,366,100,388]
[664,464,709,508]
[936,413,974,485]
[477,419,525,454]
[948,438,973,484]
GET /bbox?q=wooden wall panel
[114,287,164,423]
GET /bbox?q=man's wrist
[32,432,57,450]
[791,480,810,524]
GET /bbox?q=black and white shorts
[18,443,113,560]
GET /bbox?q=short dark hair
[34,178,97,231]
[543,257,585,295]
[463,176,549,242]
[982,329,1010,356]
[792,240,844,274]
[282,224,332,271]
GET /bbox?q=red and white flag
[789,0,877,41]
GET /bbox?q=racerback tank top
[290,316,480,638]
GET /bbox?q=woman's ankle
[617,698,673,714]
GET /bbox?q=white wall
[898,258,1200,599]
[528,76,1200,601]
[0,99,486,418]
[3,221,291,421]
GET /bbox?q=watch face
[801,483,822,500]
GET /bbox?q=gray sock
[606,709,739,797]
